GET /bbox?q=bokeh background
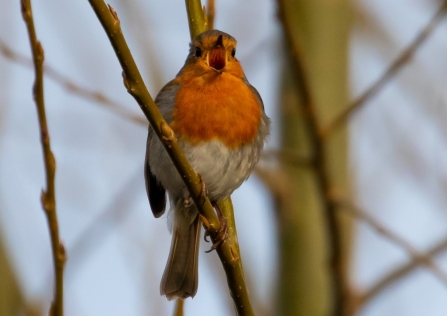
[1,0,447,315]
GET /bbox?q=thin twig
[276,0,347,314]
[335,198,447,288]
[206,0,215,30]
[358,237,447,309]
[20,0,65,315]
[0,40,147,127]
[322,1,447,137]
[173,299,184,316]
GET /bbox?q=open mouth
[207,35,226,71]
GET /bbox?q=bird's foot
[204,201,228,253]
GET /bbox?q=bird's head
[181,30,243,79]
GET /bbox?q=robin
[145,29,270,300]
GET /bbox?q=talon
[204,230,210,242]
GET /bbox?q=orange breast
[171,71,262,149]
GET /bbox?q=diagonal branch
[87,0,219,232]
[276,0,347,315]
[0,40,147,127]
[21,0,66,315]
[357,237,447,309]
[335,198,447,287]
[322,1,447,138]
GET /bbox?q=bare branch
[322,1,447,138]
[21,0,65,315]
[335,198,447,288]
[206,0,215,30]
[0,40,147,127]
[358,237,447,309]
[173,299,184,316]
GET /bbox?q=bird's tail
[160,200,201,300]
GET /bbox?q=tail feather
[161,204,201,300]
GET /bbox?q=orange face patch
[171,72,262,149]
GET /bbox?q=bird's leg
[198,176,228,252]
[204,201,228,253]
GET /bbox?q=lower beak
[207,47,226,71]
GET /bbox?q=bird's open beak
[207,35,226,72]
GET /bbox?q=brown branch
[20,1,65,315]
[335,198,447,288]
[173,299,184,316]
[206,0,215,30]
[276,0,346,315]
[357,237,447,309]
[322,1,447,138]
[0,40,147,127]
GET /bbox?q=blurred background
[1,0,447,315]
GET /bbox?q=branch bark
[173,299,184,316]
[184,0,207,39]
[21,0,65,315]
[206,0,215,30]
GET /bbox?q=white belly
[149,138,260,201]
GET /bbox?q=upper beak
[207,35,226,72]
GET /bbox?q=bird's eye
[195,47,202,57]
[231,48,236,58]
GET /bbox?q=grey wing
[242,76,266,111]
[144,80,180,217]
[145,127,166,218]
[245,79,271,140]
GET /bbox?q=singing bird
[145,30,270,300]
